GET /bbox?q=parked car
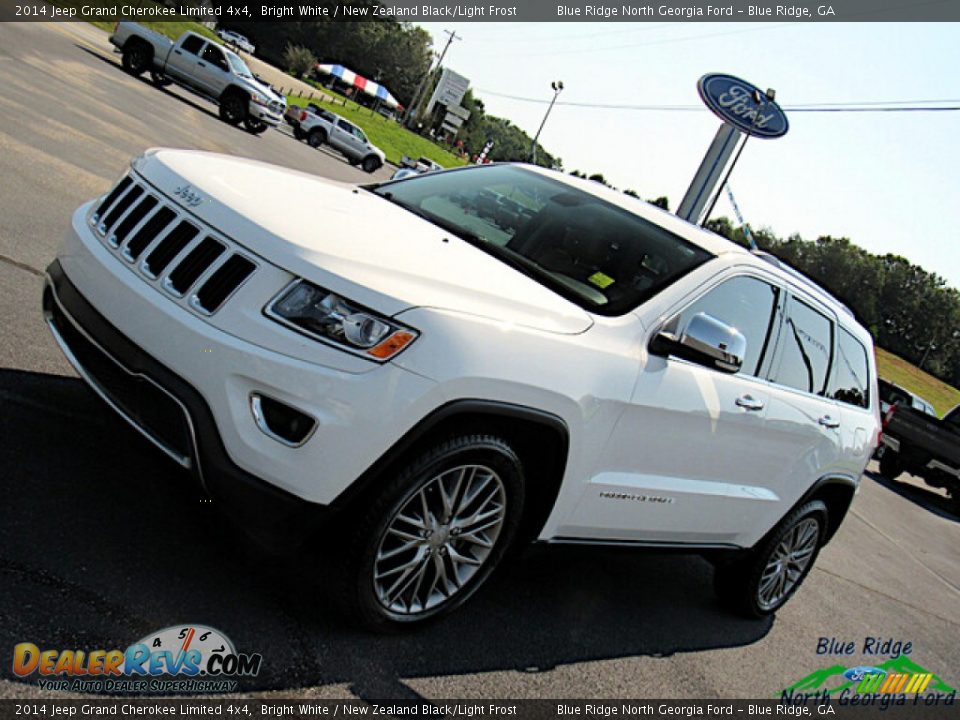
[109,24,285,134]
[392,156,444,181]
[292,109,384,173]
[878,378,936,416]
[44,157,880,630]
[284,102,322,128]
[401,156,444,174]
[878,402,960,511]
[216,29,255,55]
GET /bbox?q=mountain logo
[782,655,955,699]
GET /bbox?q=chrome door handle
[735,395,765,411]
[818,415,840,429]
[173,49,182,55]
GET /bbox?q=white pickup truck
[109,23,285,134]
[292,106,385,173]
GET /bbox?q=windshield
[371,165,712,315]
[226,52,252,78]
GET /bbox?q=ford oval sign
[697,73,789,139]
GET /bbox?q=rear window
[181,35,205,55]
[828,327,871,408]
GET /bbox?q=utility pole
[405,29,461,128]
[529,81,564,164]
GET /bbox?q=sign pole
[676,123,741,224]
[678,74,788,227]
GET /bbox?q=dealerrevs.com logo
[13,625,263,693]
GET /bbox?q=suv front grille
[91,175,257,315]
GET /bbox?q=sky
[417,22,960,289]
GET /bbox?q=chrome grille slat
[143,221,199,279]
[100,184,144,235]
[93,176,133,225]
[193,254,257,314]
[91,174,259,316]
[122,205,177,263]
[163,236,225,297]
[110,195,158,248]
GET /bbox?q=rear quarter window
[828,327,871,409]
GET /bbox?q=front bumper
[45,198,442,545]
[250,103,283,126]
[43,261,324,548]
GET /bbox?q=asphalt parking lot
[1,21,958,702]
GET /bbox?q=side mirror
[650,313,746,374]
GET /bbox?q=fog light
[250,394,317,447]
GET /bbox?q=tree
[648,196,670,211]
[283,43,317,80]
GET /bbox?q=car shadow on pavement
[863,469,959,523]
[72,45,253,133]
[0,370,773,696]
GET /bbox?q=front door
[565,273,788,546]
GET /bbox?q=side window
[181,35,205,56]
[672,276,779,377]
[337,120,353,132]
[201,45,227,70]
[828,327,871,408]
[353,127,367,143]
[769,296,833,395]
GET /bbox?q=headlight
[265,280,418,361]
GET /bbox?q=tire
[149,69,171,87]
[293,126,306,141]
[333,435,525,631]
[121,44,150,76]
[879,452,904,480]
[714,500,827,618]
[219,94,246,126]
[244,117,268,134]
[308,129,327,148]
[362,156,382,174]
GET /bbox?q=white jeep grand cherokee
[44,150,880,629]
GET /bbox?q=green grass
[286,95,467,169]
[876,347,960,417]
[86,20,219,42]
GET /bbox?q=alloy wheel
[756,517,820,611]
[373,464,507,615]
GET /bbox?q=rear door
[566,271,787,546]
[165,34,205,85]
[758,292,844,531]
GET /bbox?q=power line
[475,88,960,113]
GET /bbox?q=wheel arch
[804,475,858,544]
[331,399,570,543]
[220,85,250,104]
[122,36,153,57]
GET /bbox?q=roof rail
[750,250,855,318]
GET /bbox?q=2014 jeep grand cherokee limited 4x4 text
[43,150,880,629]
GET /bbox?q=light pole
[529,80,563,165]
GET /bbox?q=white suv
[43,151,880,629]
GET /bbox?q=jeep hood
[135,150,594,334]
